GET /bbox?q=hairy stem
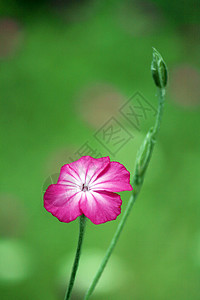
[84,87,165,300]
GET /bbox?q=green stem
[64,215,86,300]
[153,88,165,138]
[84,193,137,300]
[84,87,165,300]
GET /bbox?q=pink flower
[44,156,133,225]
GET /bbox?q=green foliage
[0,1,200,300]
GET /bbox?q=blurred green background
[0,0,200,299]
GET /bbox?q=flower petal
[58,156,110,187]
[44,184,82,222]
[89,161,133,192]
[57,165,82,189]
[80,191,122,224]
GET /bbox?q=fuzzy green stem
[84,87,166,300]
[153,88,165,138]
[84,192,137,300]
[64,215,86,300]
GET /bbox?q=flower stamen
[82,183,89,192]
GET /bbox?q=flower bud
[151,48,168,88]
[136,128,155,178]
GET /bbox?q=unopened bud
[136,128,155,178]
[151,48,168,88]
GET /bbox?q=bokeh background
[1,0,200,299]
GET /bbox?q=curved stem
[84,193,136,300]
[64,215,86,300]
[84,87,165,300]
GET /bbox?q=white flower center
[82,183,89,192]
